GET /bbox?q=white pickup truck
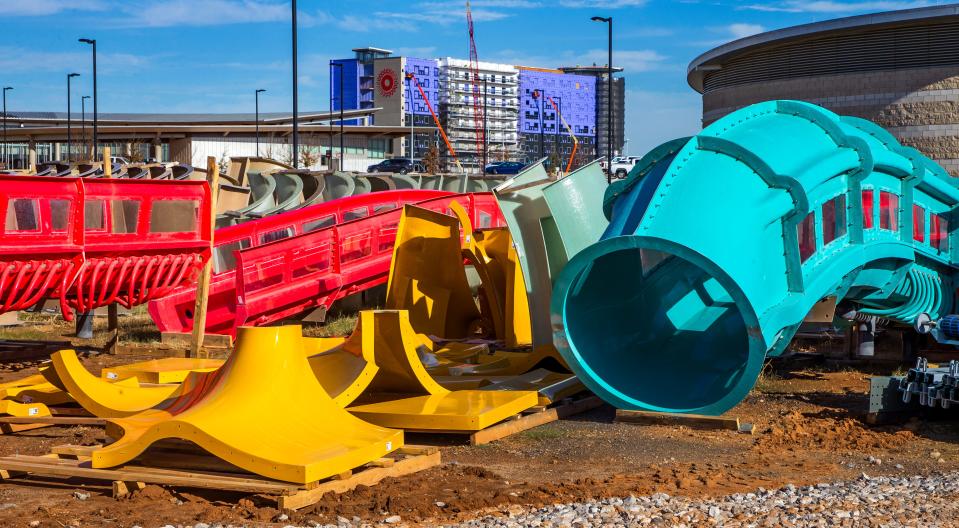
[602,156,642,178]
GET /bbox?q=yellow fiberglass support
[101,358,225,384]
[448,202,532,348]
[49,350,179,418]
[385,204,482,339]
[92,325,403,484]
[346,310,538,431]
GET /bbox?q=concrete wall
[190,134,389,172]
[701,65,959,175]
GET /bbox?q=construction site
[6,2,959,527]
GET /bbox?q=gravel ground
[436,472,959,528]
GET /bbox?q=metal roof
[687,4,959,93]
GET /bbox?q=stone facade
[702,66,959,175]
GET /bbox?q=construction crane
[406,72,463,172]
[467,0,485,173]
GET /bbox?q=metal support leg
[75,310,94,339]
[857,319,876,357]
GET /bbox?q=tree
[218,150,230,175]
[300,146,320,168]
[423,142,440,174]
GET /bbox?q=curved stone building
[688,5,959,174]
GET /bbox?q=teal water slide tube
[550,100,959,415]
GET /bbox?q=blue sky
[0,0,947,155]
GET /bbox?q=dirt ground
[0,316,956,527]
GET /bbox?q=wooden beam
[0,417,105,426]
[470,396,604,446]
[277,451,441,511]
[614,409,741,431]
[190,156,221,359]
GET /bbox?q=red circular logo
[378,69,397,97]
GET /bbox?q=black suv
[367,158,424,174]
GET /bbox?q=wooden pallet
[0,443,440,511]
[408,395,605,445]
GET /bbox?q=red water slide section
[0,176,211,319]
[148,190,505,337]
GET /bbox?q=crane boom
[467,0,485,172]
[406,73,462,171]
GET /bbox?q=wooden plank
[0,417,105,426]
[190,155,222,359]
[615,409,740,431]
[277,451,441,511]
[470,395,604,446]
[0,456,296,494]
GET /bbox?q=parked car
[367,158,424,174]
[110,156,130,166]
[608,156,642,178]
[484,161,526,175]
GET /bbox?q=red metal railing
[0,177,84,316]
[148,189,453,335]
[0,175,211,319]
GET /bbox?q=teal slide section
[551,100,959,415]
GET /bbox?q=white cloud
[114,0,288,27]
[0,0,108,16]
[726,22,765,39]
[558,0,647,7]
[0,47,147,73]
[743,1,931,12]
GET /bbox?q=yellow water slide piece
[0,399,51,417]
[361,310,448,396]
[307,315,378,407]
[302,336,347,355]
[49,350,179,418]
[101,358,224,384]
[0,373,47,390]
[449,202,532,347]
[386,205,482,339]
[349,390,538,430]
[92,325,403,484]
[345,310,538,431]
[0,399,53,434]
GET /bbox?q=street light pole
[67,73,80,162]
[82,95,90,159]
[2,87,11,168]
[591,15,613,183]
[406,72,414,161]
[339,67,344,167]
[533,89,544,161]
[78,39,97,157]
[255,89,266,157]
[291,0,299,168]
